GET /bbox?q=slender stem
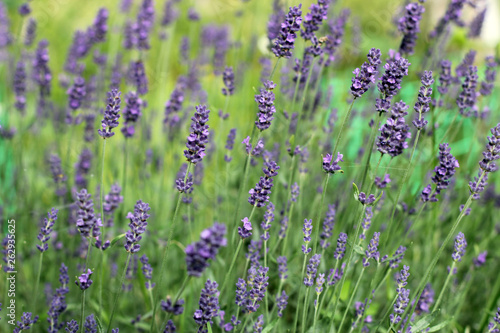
[338,268,366,332]
[33,252,44,310]
[107,253,131,332]
[360,113,381,190]
[312,174,330,254]
[152,163,192,332]
[384,130,422,248]
[433,262,456,312]
[301,287,312,333]
[80,289,86,333]
[365,153,383,198]
[402,171,485,332]
[220,238,244,295]
[313,292,321,331]
[332,99,356,159]
[280,201,295,257]
[318,260,338,318]
[269,58,281,81]
[120,138,129,222]
[295,58,316,141]
[293,253,309,333]
[100,139,107,232]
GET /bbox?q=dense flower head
[75,269,93,290]
[375,174,391,189]
[488,307,500,333]
[363,232,380,267]
[304,254,321,286]
[139,254,155,290]
[412,70,434,130]
[67,76,86,112]
[135,0,155,50]
[376,57,410,112]
[473,251,487,268]
[103,184,123,226]
[430,0,472,39]
[376,101,411,157]
[480,56,498,96]
[121,91,143,137]
[74,148,92,190]
[33,40,52,98]
[222,66,235,96]
[272,5,303,58]
[302,218,313,254]
[334,232,348,260]
[37,208,58,252]
[276,291,288,317]
[468,8,486,38]
[24,17,36,47]
[327,263,345,286]
[238,217,253,239]
[245,266,269,313]
[84,314,97,333]
[13,312,39,333]
[452,232,467,262]
[277,256,288,280]
[398,3,425,55]
[124,200,150,253]
[315,273,326,294]
[64,320,79,332]
[301,0,329,41]
[320,204,336,249]
[433,143,460,192]
[164,83,185,129]
[261,202,274,241]
[224,128,237,162]
[243,136,265,156]
[255,80,277,131]
[415,283,434,315]
[358,192,376,205]
[456,65,478,117]
[13,61,26,114]
[322,152,343,173]
[478,123,500,173]
[75,189,98,238]
[47,263,69,333]
[437,60,452,95]
[360,207,373,239]
[390,265,410,324]
[91,8,109,43]
[164,320,176,333]
[389,246,407,269]
[469,170,489,200]
[98,89,121,139]
[184,105,210,164]
[248,160,280,207]
[161,297,184,315]
[186,223,227,277]
[350,48,381,98]
[130,60,148,95]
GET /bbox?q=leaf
[110,233,126,247]
[261,318,279,333]
[411,311,438,332]
[371,190,384,206]
[352,243,365,256]
[94,314,103,333]
[352,182,360,201]
[207,322,213,333]
[427,318,452,332]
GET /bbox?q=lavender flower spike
[238,217,252,239]
[456,65,478,117]
[121,91,143,138]
[302,219,313,254]
[304,254,321,286]
[412,70,434,130]
[421,143,459,202]
[452,232,467,262]
[390,265,410,325]
[398,3,425,55]
[376,101,411,157]
[322,152,343,173]
[193,279,220,332]
[98,89,121,139]
[13,61,26,114]
[184,105,210,164]
[350,48,381,99]
[272,5,303,59]
[255,80,277,131]
[248,160,280,208]
[334,232,347,260]
[376,57,411,113]
[124,200,151,253]
[75,269,93,290]
[37,208,58,252]
[13,312,39,332]
[222,66,235,96]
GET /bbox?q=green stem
[360,113,381,190]
[295,58,316,141]
[433,262,456,312]
[220,238,244,295]
[80,289,87,333]
[301,287,312,333]
[269,58,281,81]
[338,268,365,332]
[120,138,129,223]
[33,252,44,311]
[332,98,356,158]
[312,174,330,254]
[293,253,309,333]
[152,163,192,332]
[107,253,131,332]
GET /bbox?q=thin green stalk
[384,129,422,248]
[338,268,366,332]
[239,315,252,333]
[403,200,429,238]
[220,238,244,295]
[120,138,129,222]
[107,253,131,332]
[269,58,281,81]
[312,174,330,254]
[152,163,192,332]
[360,113,381,190]
[295,58,316,140]
[402,171,486,332]
[100,139,107,233]
[33,252,44,309]
[332,99,356,159]
[318,260,339,320]
[433,262,456,312]
[80,289,87,333]
[365,153,384,198]
[301,287,312,333]
[374,295,398,333]
[280,201,295,257]
[293,253,309,333]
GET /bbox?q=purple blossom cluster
[236,265,269,313]
[322,152,343,174]
[390,265,410,324]
[272,5,303,58]
[98,89,122,139]
[122,91,143,138]
[37,208,58,253]
[320,204,336,249]
[398,2,425,55]
[255,80,277,131]
[456,65,478,117]
[421,143,459,202]
[222,66,235,96]
[193,279,220,333]
[304,254,321,286]
[124,200,150,253]
[301,0,329,41]
[376,57,410,113]
[184,105,210,164]
[185,223,227,277]
[238,217,253,239]
[363,232,380,267]
[376,101,411,157]
[248,160,280,207]
[412,71,434,130]
[49,153,67,197]
[350,48,381,99]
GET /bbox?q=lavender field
[1,0,500,332]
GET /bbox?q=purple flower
[277,256,288,280]
[248,161,280,208]
[246,266,269,312]
[37,208,58,253]
[398,3,425,55]
[162,1,178,26]
[389,246,407,269]
[478,123,500,173]
[47,263,69,332]
[164,81,185,129]
[24,17,36,47]
[437,60,452,95]
[301,0,329,41]
[49,154,67,197]
[350,48,381,98]
[473,251,487,268]
[358,192,376,205]
[67,76,86,111]
[124,200,150,253]
[253,315,264,333]
[75,189,99,238]
[276,291,288,317]
[98,89,121,139]
[255,80,277,131]
[130,60,148,95]
[334,233,347,260]
[430,0,473,39]
[91,8,109,43]
[304,254,321,286]
[103,184,123,226]
[83,314,97,333]
[224,128,236,162]
[360,207,373,240]
[13,312,39,333]
[222,66,235,96]
[315,273,326,294]
[374,174,391,189]
[302,219,313,254]
[235,278,247,307]
[327,263,345,286]
[121,91,143,137]
[468,8,486,38]
[238,217,253,239]
[267,1,285,41]
[415,283,434,315]
[136,0,155,50]
[13,61,26,114]
[185,223,227,277]
[323,9,350,67]
[320,204,336,249]
[18,3,31,16]
[64,320,79,332]
[480,56,498,96]
[322,152,343,173]
[452,232,467,262]
[164,320,176,333]
[184,105,210,164]
[390,265,410,324]
[33,40,52,98]
[261,202,274,241]
[376,57,411,113]
[272,5,303,59]
[363,232,380,267]
[75,269,94,290]
[162,297,184,315]
[488,308,500,333]
[412,70,434,130]
[0,3,12,48]
[456,65,478,117]
[243,136,264,156]
[376,101,411,157]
